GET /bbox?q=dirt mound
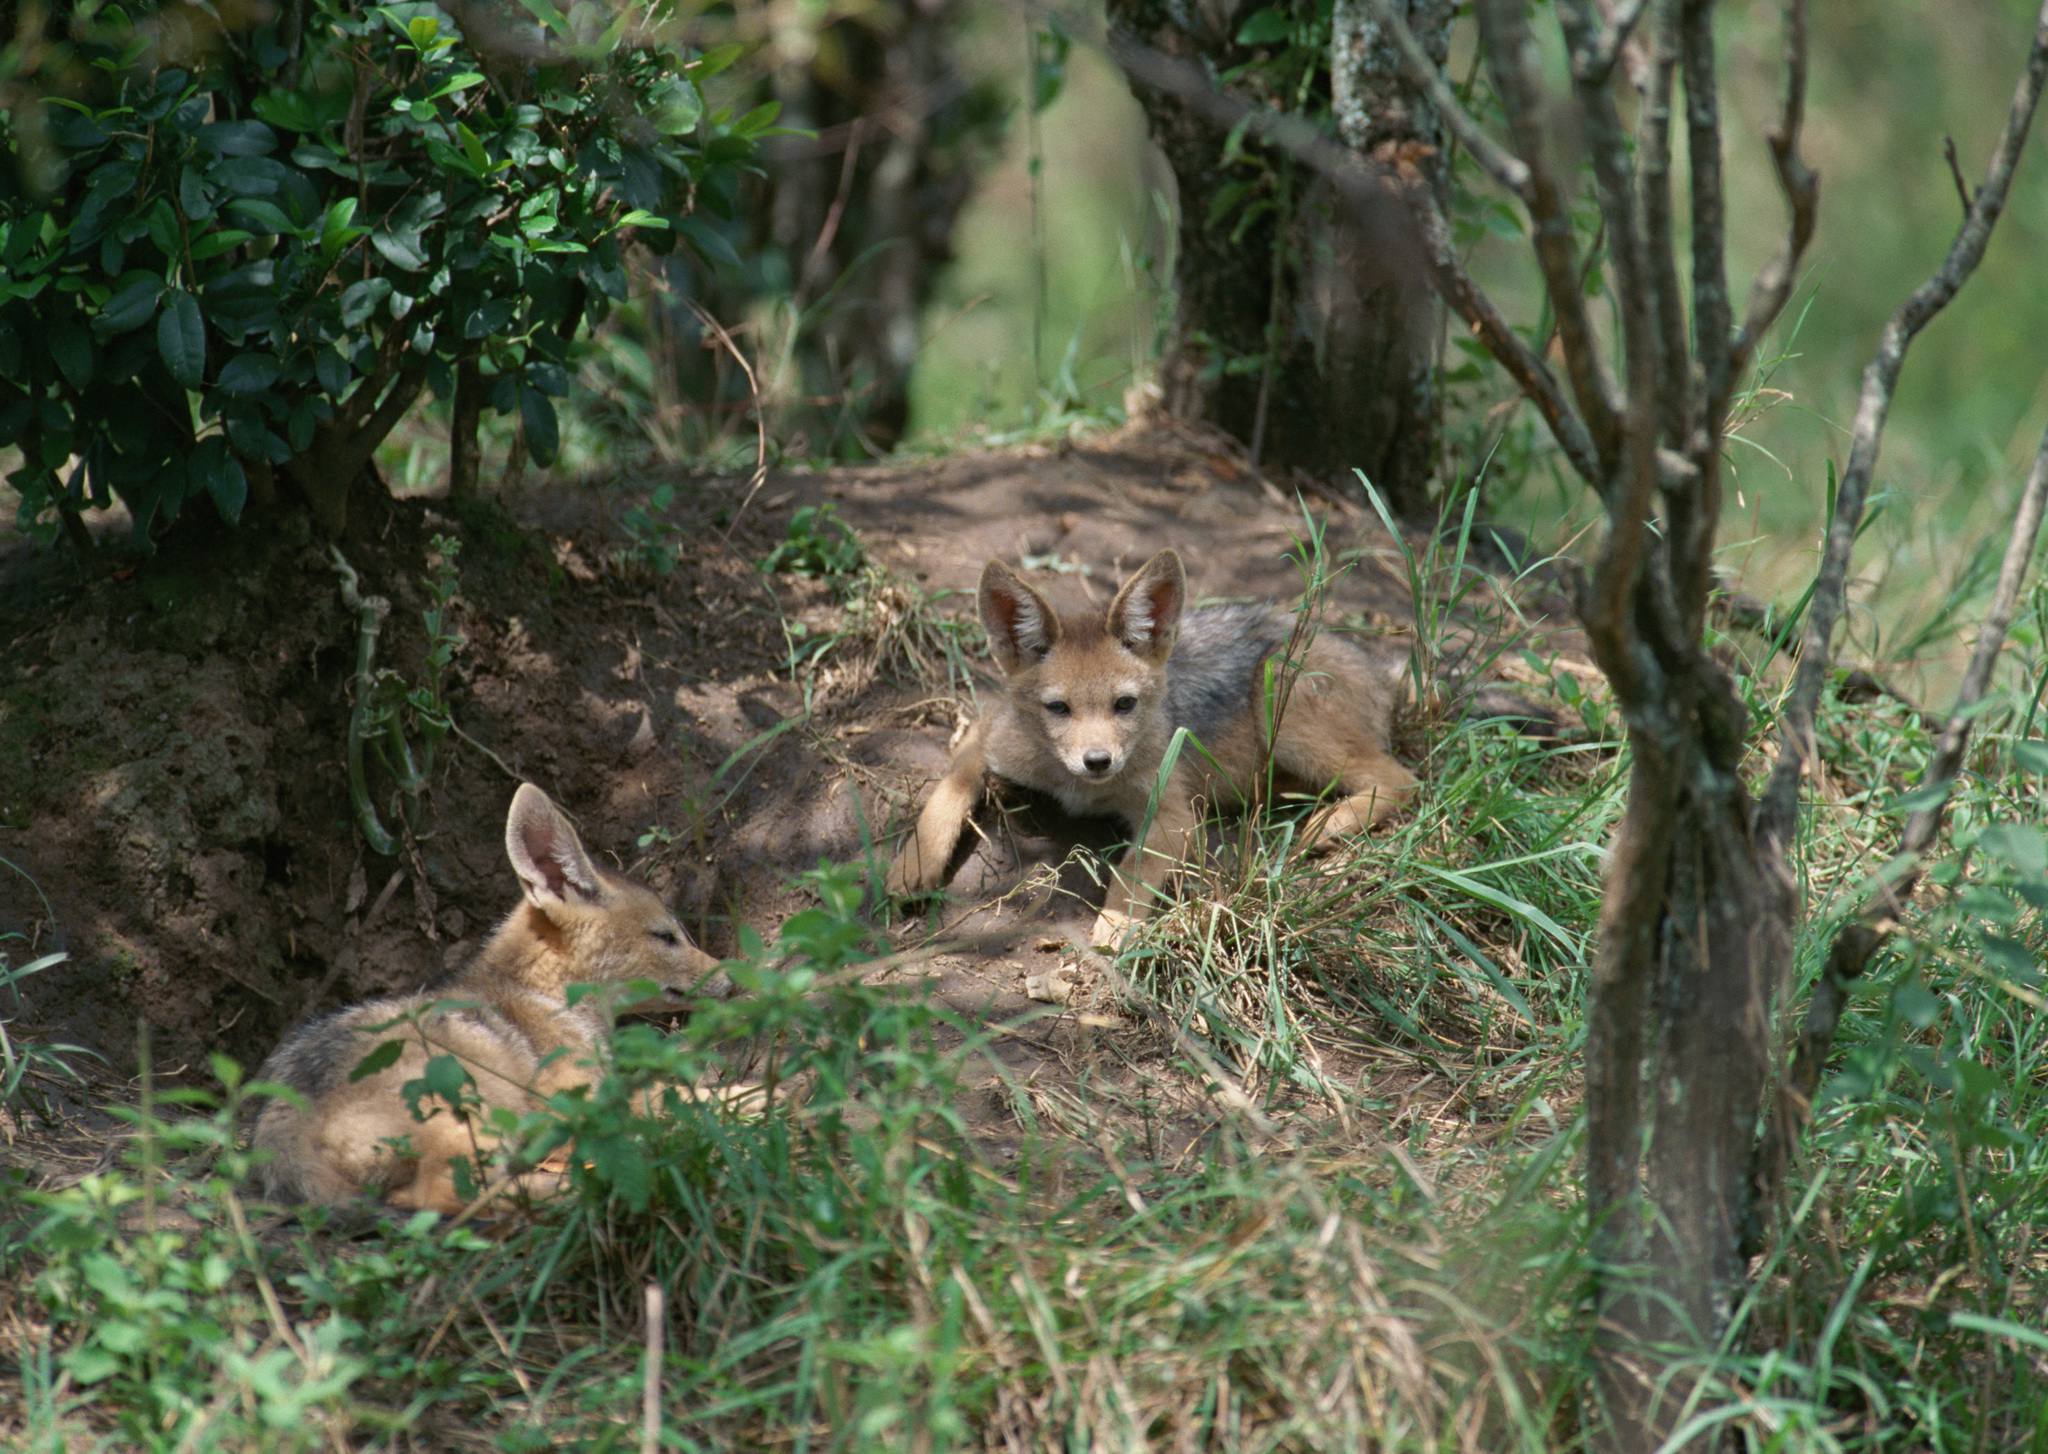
[0,424,1575,1108]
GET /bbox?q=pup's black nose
[1083,750,1112,774]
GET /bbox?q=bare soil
[0,423,1579,1178]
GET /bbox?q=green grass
[7,489,2048,1451]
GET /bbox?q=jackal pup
[252,784,716,1212]
[886,549,1417,946]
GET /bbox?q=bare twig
[1758,0,2048,851]
[681,298,771,532]
[1476,0,1625,472]
[1943,135,1972,216]
[1756,411,2048,1226]
[1405,190,1605,482]
[1728,0,1818,390]
[641,1282,664,1454]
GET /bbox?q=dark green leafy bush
[0,0,772,545]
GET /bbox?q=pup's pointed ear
[1107,550,1186,662]
[979,560,1060,673]
[505,784,605,911]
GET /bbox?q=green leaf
[157,290,206,388]
[372,230,429,271]
[250,91,317,133]
[190,229,254,261]
[513,0,571,34]
[217,352,282,394]
[65,1345,121,1386]
[1235,8,1291,44]
[320,196,360,255]
[422,1053,472,1104]
[196,119,278,156]
[458,122,489,175]
[518,382,558,466]
[314,347,350,396]
[207,452,247,523]
[348,1039,404,1082]
[94,275,164,336]
[650,78,703,135]
[2013,739,2048,773]
[1888,779,1953,816]
[190,437,246,524]
[51,318,93,389]
[1950,1311,2048,1355]
[1977,823,2048,878]
[340,277,392,327]
[733,100,782,136]
[690,43,745,79]
[678,215,740,270]
[1893,981,1941,1029]
[226,197,304,237]
[430,72,486,101]
[462,297,516,338]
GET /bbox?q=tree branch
[1405,188,1604,482]
[1476,0,1625,477]
[1583,0,1652,87]
[1636,1,1688,445]
[1727,0,1817,391]
[1097,22,1602,484]
[1754,410,2048,1231]
[1358,0,1531,197]
[1680,0,1733,408]
[1758,0,2048,852]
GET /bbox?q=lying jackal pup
[887,549,1417,946]
[253,784,716,1212]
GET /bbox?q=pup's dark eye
[651,928,681,947]
[1044,700,1071,717]
[1113,695,1137,714]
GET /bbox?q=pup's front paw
[1088,908,1134,951]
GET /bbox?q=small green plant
[18,1056,368,1450]
[758,502,865,581]
[618,482,689,576]
[1,947,96,1122]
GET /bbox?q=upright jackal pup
[886,549,1417,946]
[253,784,716,1213]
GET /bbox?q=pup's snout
[1083,749,1113,775]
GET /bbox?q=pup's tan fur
[252,784,716,1212]
[887,549,1417,945]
